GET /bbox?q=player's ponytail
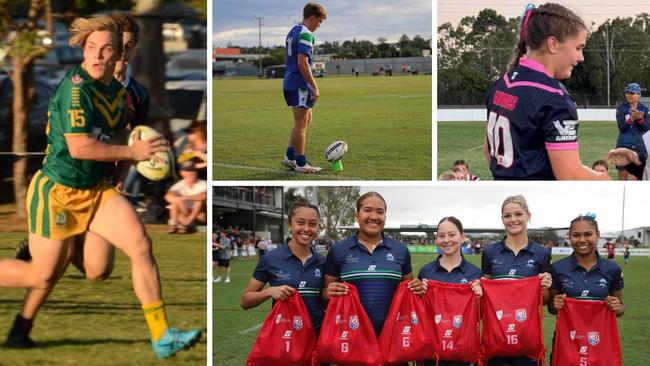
[507,3,586,73]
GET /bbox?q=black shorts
[212,250,219,261]
[217,259,230,267]
[624,155,647,180]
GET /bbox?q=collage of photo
[0,0,648,365]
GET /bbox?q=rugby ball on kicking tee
[127,125,173,181]
[324,140,348,162]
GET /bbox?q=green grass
[437,121,620,180]
[0,228,206,365]
[214,253,650,365]
[213,76,432,180]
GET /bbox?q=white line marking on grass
[214,162,365,180]
[467,144,484,152]
[239,323,263,334]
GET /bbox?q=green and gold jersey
[42,64,127,188]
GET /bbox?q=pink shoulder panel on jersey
[503,57,564,96]
[545,142,579,151]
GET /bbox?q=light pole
[255,16,263,77]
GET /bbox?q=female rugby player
[241,199,325,334]
[419,216,483,366]
[484,3,609,180]
[323,192,426,343]
[481,195,552,365]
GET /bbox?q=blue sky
[213,0,432,48]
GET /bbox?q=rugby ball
[324,140,348,162]
[127,125,173,181]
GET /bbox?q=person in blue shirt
[323,192,426,339]
[418,216,483,366]
[481,195,552,366]
[548,215,624,315]
[615,82,650,180]
[483,3,610,180]
[241,199,326,334]
[281,3,327,173]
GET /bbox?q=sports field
[214,252,650,365]
[0,227,207,365]
[213,76,432,180]
[437,121,620,180]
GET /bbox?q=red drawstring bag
[315,282,382,366]
[552,297,622,366]
[247,292,316,366]
[481,276,545,363]
[378,280,436,364]
[423,280,481,363]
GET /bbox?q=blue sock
[296,155,306,167]
[286,147,295,160]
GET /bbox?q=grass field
[437,121,620,180]
[0,227,206,365]
[214,75,432,180]
[214,252,650,365]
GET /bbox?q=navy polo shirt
[550,252,624,299]
[481,239,551,278]
[418,255,482,284]
[325,234,412,336]
[253,244,325,331]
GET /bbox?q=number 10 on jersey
[487,111,514,168]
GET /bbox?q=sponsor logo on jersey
[299,281,306,288]
[283,330,292,339]
[507,323,516,333]
[340,331,348,340]
[570,330,576,340]
[460,278,468,284]
[508,269,517,276]
[493,90,518,111]
[402,326,411,335]
[553,120,578,142]
[580,290,590,297]
[276,314,282,324]
[350,315,359,330]
[444,329,453,338]
[496,310,503,320]
[579,346,588,354]
[386,253,394,262]
[335,314,341,324]
[71,75,83,84]
[526,259,535,268]
[453,315,463,329]
[515,309,527,322]
[368,265,376,271]
[344,255,359,264]
[314,268,322,278]
[511,72,519,80]
[293,316,303,330]
[588,331,600,346]
[274,270,291,280]
[435,314,442,324]
[410,311,419,325]
[54,211,67,226]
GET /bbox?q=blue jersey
[615,101,650,158]
[124,76,149,126]
[284,24,314,90]
[485,57,580,180]
[418,255,482,284]
[324,234,412,336]
[253,244,325,331]
[550,252,623,299]
[481,239,551,279]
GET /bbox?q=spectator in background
[453,159,481,181]
[214,231,232,283]
[164,159,207,234]
[256,236,267,259]
[615,83,649,180]
[438,169,463,181]
[182,121,208,180]
[623,245,630,268]
[606,241,616,260]
[592,159,609,174]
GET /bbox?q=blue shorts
[284,88,315,109]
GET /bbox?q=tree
[0,0,53,217]
[283,187,303,214]
[304,186,359,240]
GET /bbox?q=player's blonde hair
[69,16,122,55]
[501,195,530,215]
